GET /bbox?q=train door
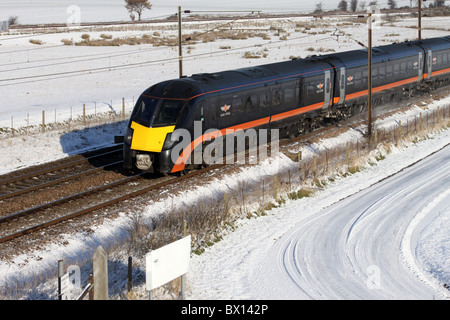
[417,52,424,81]
[337,67,346,105]
[426,50,433,79]
[323,70,332,109]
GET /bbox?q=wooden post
[83,104,86,125]
[346,141,350,168]
[122,98,125,119]
[42,110,45,133]
[178,6,183,78]
[57,260,64,300]
[418,0,422,40]
[374,129,378,147]
[93,246,108,300]
[88,274,94,300]
[273,174,279,201]
[420,112,423,131]
[127,256,132,292]
[367,12,373,138]
[313,155,317,178]
[437,106,440,123]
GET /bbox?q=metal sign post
[368,12,373,138]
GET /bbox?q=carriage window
[362,70,368,85]
[273,89,282,105]
[407,60,414,72]
[260,91,270,108]
[372,67,378,81]
[394,63,400,78]
[386,64,393,78]
[401,62,407,73]
[284,85,295,105]
[379,66,386,79]
[232,95,242,110]
[244,94,258,110]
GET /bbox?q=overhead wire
[0,33,317,87]
[0,4,442,86]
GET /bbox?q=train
[121,35,450,174]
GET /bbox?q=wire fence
[0,97,135,137]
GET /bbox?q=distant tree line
[315,0,447,13]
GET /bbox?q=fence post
[419,112,423,131]
[273,174,279,201]
[57,260,64,300]
[127,256,132,293]
[83,104,86,125]
[88,274,94,300]
[346,141,350,168]
[437,106,440,124]
[313,154,317,179]
[42,110,45,133]
[122,98,125,119]
[93,246,108,300]
[374,129,378,148]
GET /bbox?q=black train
[122,36,450,174]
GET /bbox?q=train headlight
[162,133,176,150]
[124,126,134,145]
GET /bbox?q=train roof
[409,36,450,51]
[143,36,450,101]
[152,58,333,99]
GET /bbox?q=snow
[0,0,345,25]
[0,8,449,300]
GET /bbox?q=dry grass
[72,29,272,47]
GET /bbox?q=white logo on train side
[220,104,231,117]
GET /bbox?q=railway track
[0,147,123,201]
[0,117,354,245]
[0,87,448,246]
[0,163,224,244]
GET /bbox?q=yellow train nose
[130,121,175,153]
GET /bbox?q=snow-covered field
[0,0,344,25]
[0,7,449,300]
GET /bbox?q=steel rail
[0,172,143,225]
[0,146,122,187]
[0,164,224,244]
[0,160,123,201]
[1,86,448,244]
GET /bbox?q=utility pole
[368,12,373,138]
[178,6,183,78]
[418,0,422,40]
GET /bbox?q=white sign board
[146,235,191,291]
[60,273,72,300]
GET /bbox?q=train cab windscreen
[132,96,160,127]
[153,100,184,127]
[131,96,184,128]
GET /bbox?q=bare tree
[314,2,323,13]
[387,0,397,9]
[350,0,359,12]
[359,1,367,11]
[8,16,18,25]
[338,0,348,11]
[124,0,152,21]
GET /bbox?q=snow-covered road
[189,128,450,300]
[258,144,450,300]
